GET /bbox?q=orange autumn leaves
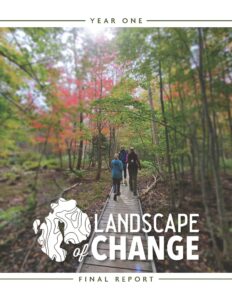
[30,77,114,154]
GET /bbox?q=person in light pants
[111,153,123,201]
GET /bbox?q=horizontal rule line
[146,20,232,22]
[159,278,232,280]
[0,278,74,280]
[0,20,86,22]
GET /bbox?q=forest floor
[138,170,232,272]
[0,167,111,272]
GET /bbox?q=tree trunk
[96,78,103,180]
[76,111,84,169]
[109,125,116,166]
[96,126,102,180]
[158,57,174,209]
[148,83,159,145]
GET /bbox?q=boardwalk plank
[84,256,152,272]
[81,264,148,273]
[78,183,155,273]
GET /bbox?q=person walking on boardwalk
[127,147,141,196]
[111,153,123,201]
[119,146,128,185]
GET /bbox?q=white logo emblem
[33,198,91,262]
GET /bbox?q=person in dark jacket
[111,153,123,201]
[127,147,141,196]
[119,146,128,184]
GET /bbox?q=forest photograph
[0,27,231,273]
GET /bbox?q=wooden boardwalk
[77,181,156,273]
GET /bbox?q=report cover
[0,0,231,299]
